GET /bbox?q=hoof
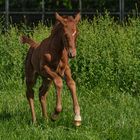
[31,120,38,126]
[74,121,81,127]
[51,113,59,121]
[74,115,82,127]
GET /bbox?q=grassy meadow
[0,15,140,140]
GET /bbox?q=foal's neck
[50,24,66,54]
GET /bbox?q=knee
[39,94,46,102]
[26,78,35,100]
[26,89,34,99]
[67,79,75,87]
[26,79,34,87]
[54,77,63,89]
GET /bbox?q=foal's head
[55,12,81,58]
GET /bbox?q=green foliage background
[0,0,139,11]
[1,15,140,95]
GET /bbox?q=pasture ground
[0,84,140,140]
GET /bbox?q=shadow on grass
[0,111,12,121]
[0,106,78,130]
[0,107,30,124]
[36,113,78,131]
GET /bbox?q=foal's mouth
[68,48,76,58]
[68,52,76,58]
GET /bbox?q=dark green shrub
[1,15,140,94]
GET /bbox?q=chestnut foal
[21,13,81,126]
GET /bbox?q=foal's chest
[43,52,62,71]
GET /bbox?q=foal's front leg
[43,65,63,120]
[64,65,81,126]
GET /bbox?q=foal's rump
[20,35,42,73]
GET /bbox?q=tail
[20,35,38,48]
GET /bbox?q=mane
[51,22,63,36]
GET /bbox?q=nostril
[69,52,72,58]
[69,52,76,58]
[68,48,76,58]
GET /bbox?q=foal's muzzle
[68,48,76,58]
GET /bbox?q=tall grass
[72,16,140,95]
[1,15,140,94]
[0,15,140,140]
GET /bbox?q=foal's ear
[75,12,81,24]
[55,12,66,26]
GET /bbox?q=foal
[21,13,81,126]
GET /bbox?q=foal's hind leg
[26,72,38,123]
[25,51,38,123]
[39,78,52,118]
[64,65,81,126]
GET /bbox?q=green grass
[0,85,140,140]
[0,15,140,139]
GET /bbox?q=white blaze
[72,30,76,36]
